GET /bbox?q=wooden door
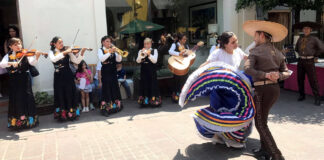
[268,12,291,50]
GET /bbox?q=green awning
[119,19,164,34]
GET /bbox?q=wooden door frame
[268,10,292,45]
[16,0,23,41]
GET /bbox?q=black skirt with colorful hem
[54,108,80,121]
[6,56,39,130]
[138,96,162,107]
[100,100,123,116]
[52,55,79,122]
[8,115,39,129]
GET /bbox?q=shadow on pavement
[173,138,260,160]
[0,96,209,140]
[1,89,323,141]
[269,89,324,125]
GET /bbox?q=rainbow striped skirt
[179,62,255,147]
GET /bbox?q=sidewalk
[0,89,323,160]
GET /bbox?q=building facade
[1,0,320,94]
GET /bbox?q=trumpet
[140,49,151,57]
[110,45,129,57]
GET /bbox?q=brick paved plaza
[0,89,323,160]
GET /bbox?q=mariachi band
[1,19,324,160]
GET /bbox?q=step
[0,97,8,114]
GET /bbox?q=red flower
[61,110,67,119]
[16,120,22,126]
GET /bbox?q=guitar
[168,41,204,76]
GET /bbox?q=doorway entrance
[0,0,20,98]
[268,11,291,50]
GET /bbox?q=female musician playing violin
[97,36,123,117]
[49,36,86,121]
[0,38,41,130]
[136,38,161,107]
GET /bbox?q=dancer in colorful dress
[179,62,255,148]
[179,31,254,148]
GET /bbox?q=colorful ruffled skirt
[179,62,255,148]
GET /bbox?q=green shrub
[34,92,54,105]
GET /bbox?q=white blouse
[207,48,247,70]
[97,47,122,63]
[209,45,220,54]
[136,48,158,64]
[168,42,189,56]
[48,48,83,64]
[244,41,256,54]
[0,52,38,68]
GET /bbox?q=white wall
[237,4,256,49]
[220,0,256,49]
[300,10,317,22]
[222,0,238,34]
[18,0,107,94]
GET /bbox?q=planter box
[36,103,54,116]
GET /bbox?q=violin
[9,49,48,60]
[70,46,93,54]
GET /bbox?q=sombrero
[243,20,288,42]
[293,21,322,30]
[179,61,255,133]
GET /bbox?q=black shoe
[297,95,305,101]
[252,148,270,160]
[271,155,285,160]
[321,96,324,101]
[315,99,321,106]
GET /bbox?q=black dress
[171,43,189,102]
[157,43,170,69]
[100,49,123,116]
[6,52,38,129]
[137,49,161,107]
[53,53,80,121]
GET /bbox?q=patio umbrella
[119,19,164,34]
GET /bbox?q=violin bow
[71,28,80,48]
[17,36,37,64]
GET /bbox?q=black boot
[297,95,305,101]
[271,154,285,160]
[252,148,270,160]
[314,98,321,106]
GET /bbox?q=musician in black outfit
[0,38,41,129]
[97,36,123,116]
[136,38,161,107]
[168,34,189,102]
[49,36,85,121]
